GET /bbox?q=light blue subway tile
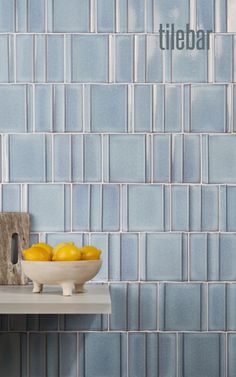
[189,234,207,280]
[53,0,89,32]
[90,185,102,231]
[72,136,83,182]
[220,234,236,280]
[121,234,138,280]
[9,135,45,182]
[146,334,158,377]
[0,85,27,132]
[47,36,64,82]
[2,185,21,211]
[183,135,201,183]
[128,0,145,32]
[0,36,9,82]
[128,185,164,231]
[208,284,226,330]
[115,36,133,82]
[65,85,83,132]
[197,0,214,30]
[97,0,115,32]
[35,35,46,82]
[191,85,226,132]
[102,185,120,231]
[146,233,184,281]
[159,333,177,377]
[15,0,27,32]
[53,85,65,132]
[140,284,157,330]
[35,85,52,132]
[0,333,26,377]
[226,187,236,231]
[165,85,182,132]
[228,334,236,377]
[207,233,220,281]
[91,85,127,132]
[0,0,14,31]
[171,134,182,182]
[109,284,127,330]
[116,0,127,32]
[183,333,224,377]
[128,333,145,377]
[108,234,121,280]
[29,184,65,231]
[162,283,202,330]
[134,85,152,132]
[72,36,108,82]
[46,334,59,377]
[172,49,207,83]
[65,314,105,331]
[83,333,123,377]
[127,284,139,330]
[90,233,108,281]
[189,186,201,231]
[59,333,77,377]
[109,135,145,182]
[171,186,189,231]
[153,135,170,182]
[46,233,83,247]
[227,284,236,330]
[53,135,71,182]
[72,185,89,231]
[208,136,236,183]
[154,0,189,29]
[146,35,163,82]
[201,186,219,231]
[228,0,236,32]
[84,135,102,182]
[29,334,46,377]
[215,35,233,82]
[135,35,146,82]
[28,0,45,32]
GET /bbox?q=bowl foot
[75,284,85,293]
[61,282,74,296]
[33,282,43,293]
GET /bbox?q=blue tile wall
[0,1,235,376]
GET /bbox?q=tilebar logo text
[159,24,212,50]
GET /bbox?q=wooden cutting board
[0,213,29,284]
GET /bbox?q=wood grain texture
[0,213,29,284]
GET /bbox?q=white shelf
[0,284,111,314]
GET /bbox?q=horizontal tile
[109,135,145,182]
[91,85,127,132]
[9,135,46,182]
[160,283,205,330]
[72,35,108,82]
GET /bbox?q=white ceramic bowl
[21,260,102,296]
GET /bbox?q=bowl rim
[21,259,102,264]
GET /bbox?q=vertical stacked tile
[0,0,235,376]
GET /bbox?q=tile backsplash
[0,0,236,376]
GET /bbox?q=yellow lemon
[32,243,53,257]
[52,242,75,256]
[79,245,101,260]
[52,244,82,261]
[22,246,51,261]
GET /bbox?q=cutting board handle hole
[11,233,19,265]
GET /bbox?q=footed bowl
[21,260,102,296]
